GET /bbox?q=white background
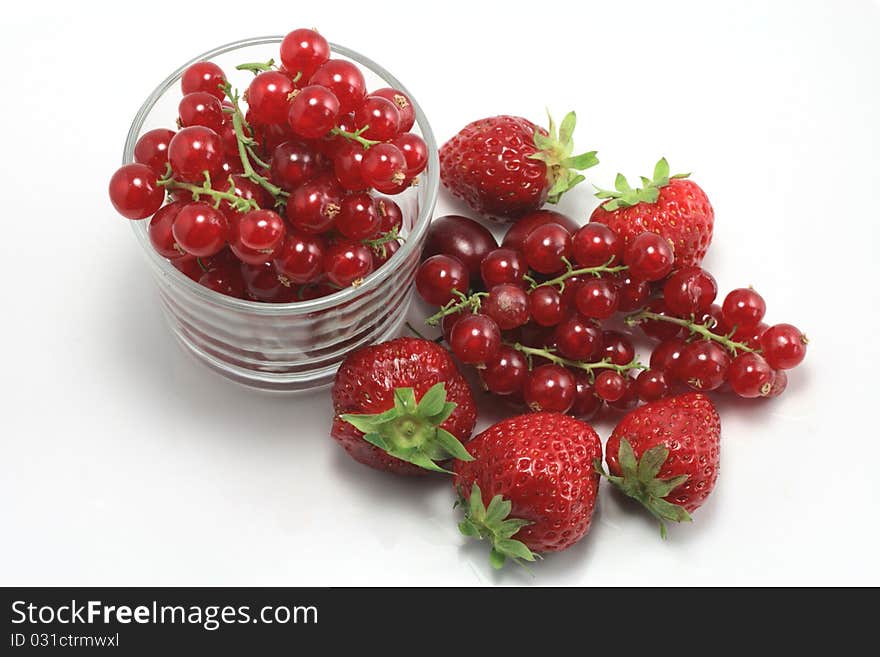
[1,0,878,586]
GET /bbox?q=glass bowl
[122,36,438,391]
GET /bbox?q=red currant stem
[156,169,260,213]
[362,226,401,248]
[196,258,210,273]
[625,310,758,355]
[330,126,380,149]
[424,290,488,326]
[235,58,276,75]
[531,257,628,292]
[230,109,289,202]
[511,343,646,380]
[245,144,270,169]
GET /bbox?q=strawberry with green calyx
[457,483,538,570]
[596,392,721,537]
[590,157,714,268]
[440,111,599,222]
[331,337,477,476]
[339,383,473,474]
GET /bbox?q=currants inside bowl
[122,36,439,391]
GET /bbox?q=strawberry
[331,337,477,475]
[453,412,603,568]
[590,158,714,268]
[598,392,720,537]
[440,112,598,222]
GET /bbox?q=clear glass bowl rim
[122,35,439,316]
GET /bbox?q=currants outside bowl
[119,35,439,391]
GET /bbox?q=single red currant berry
[242,261,283,301]
[553,315,602,361]
[483,284,530,330]
[167,126,223,183]
[650,337,687,381]
[361,143,407,193]
[607,375,639,411]
[337,193,381,240]
[375,197,403,233]
[594,370,627,402]
[663,267,718,315]
[602,330,635,365]
[574,278,619,319]
[353,96,400,141]
[369,88,415,132]
[571,371,603,419]
[148,202,186,258]
[230,237,281,266]
[571,222,621,267]
[449,313,501,365]
[528,286,565,327]
[759,323,808,370]
[247,71,295,125]
[678,340,731,391]
[322,241,374,287]
[178,92,224,132]
[765,369,787,398]
[333,142,368,190]
[285,175,343,234]
[109,163,165,220]
[728,352,775,398]
[238,209,286,253]
[479,345,528,395]
[624,232,675,281]
[172,202,230,257]
[722,288,767,329]
[523,223,572,274]
[371,238,400,266]
[181,61,226,100]
[309,59,366,114]
[134,128,176,174]
[199,263,245,298]
[635,369,669,402]
[523,364,575,413]
[288,85,340,139]
[639,299,686,341]
[390,133,428,176]
[270,140,323,191]
[280,28,330,80]
[415,255,470,306]
[615,272,651,312]
[274,231,325,284]
[480,248,526,288]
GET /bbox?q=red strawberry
[440,112,598,222]
[331,337,477,475]
[590,158,714,268]
[599,392,720,537]
[453,412,602,568]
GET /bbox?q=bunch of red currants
[416,212,807,417]
[108,28,426,302]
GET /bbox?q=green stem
[245,144,270,169]
[363,226,400,248]
[511,343,646,380]
[625,310,757,355]
[425,291,488,326]
[330,126,380,149]
[235,58,276,74]
[532,256,628,291]
[157,170,259,213]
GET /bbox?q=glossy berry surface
[623,232,675,281]
[279,28,330,80]
[553,315,602,361]
[423,215,497,277]
[167,126,223,183]
[759,323,808,370]
[333,143,367,190]
[678,340,731,391]
[416,255,469,306]
[270,140,323,191]
[639,299,686,341]
[178,92,224,132]
[722,288,767,329]
[635,369,669,402]
[361,143,407,192]
[274,231,325,284]
[288,85,340,139]
[286,175,343,234]
[148,202,185,258]
[172,202,229,257]
[614,272,650,312]
[391,133,428,177]
[449,314,501,365]
[353,96,400,141]
[571,222,621,266]
[108,163,164,220]
[663,267,718,315]
[523,223,571,274]
[309,59,366,114]
[729,352,774,398]
[601,330,635,365]
[369,88,415,132]
[528,286,564,327]
[650,338,687,382]
[571,372,602,419]
[523,364,575,413]
[480,346,528,395]
[483,284,530,330]
[594,370,627,402]
[181,61,226,100]
[247,71,296,125]
[237,209,286,252]
[336,193,381,240]
[575,278,619,319]
[323,241,373,287]
[134,128,176,174]
[480,248,526,288]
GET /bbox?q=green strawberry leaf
[528,110,599,206]
[456,484,538,570]
[593,157,691,209]
[435,428,474,462]
[415,382,447,417]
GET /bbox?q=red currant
[501,210,578,252]
[242,261,283,301]
[480,345,528,395]
[390,133,428,176]
[441,312,463,343]
[279,28,330,80]
[480,248,526,288]
[108,163,164,220]
[624,232,675,281]
[181,61,226,100]
[523,364,575,413]
[353,96,400,141]
[247,71,295,125]
[288,85,340,139]
[615,272,651,312]
[333,142,368,190]
[237,209,286,253]
[172,255,202,281]
[528,287,563,327]
[759,324,807,370]
[416,255,469,306]
[369,88,415,132]
[178,92,224,132]
[148,202,186,258]
[650,338,687,381]
[134,128,175,174]
[595,370,627,402]
[199,262,245,298]
[722,288,767,329]
[523,223,571,274]
[553,315,602,361]
[571,222,621,267]
[635,369,669,402]
[663,267,718,316]
[172,202,229,257]
[270,140,323,191]
[483,284,530,330]
[571,371,602,419]
[601,330,635,365]
[765,369,787,398]
[274,231,325,284]
[323,241,374,287]
[678,340,730,391]
[575,278,619,319]
[286,174,343,234]
[639,299,686,341]
[337,193,381,240]
[371,238,400,266]
[728,352,774,398]
[607,375,639,411]
[230,237,281,266]
[361,143,407,193]
[167,126,223,183]
[375,197,402,233]
[449,313,501,365]
[309,60,366,114]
